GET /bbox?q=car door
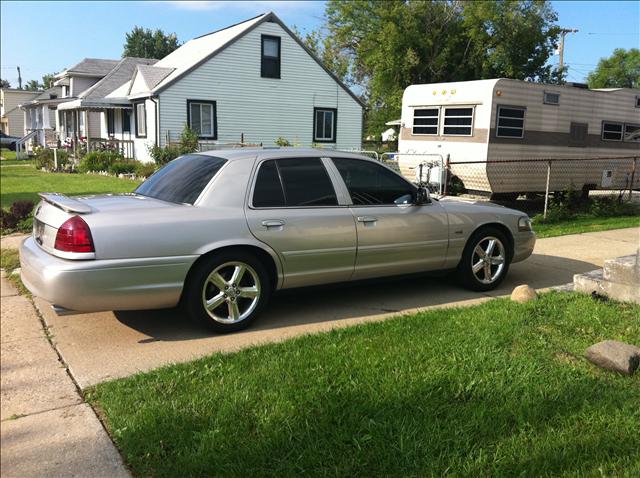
[245,157,357,289]
[328,157,449,281]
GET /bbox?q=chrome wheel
[471,236,506,285]
[201,261,261,324]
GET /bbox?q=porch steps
[573,252,640,304]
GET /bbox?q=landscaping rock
[511,284,538,303]
[585,340,640,375]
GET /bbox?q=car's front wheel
[185,251,271,333]
[457,227,511,291]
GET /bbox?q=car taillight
[54,216,95,253]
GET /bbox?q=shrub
[9,200,34,220]
[149,144,182,166]
[275,137,291,147]
[0,209,19,230]
[179,125,199,154]
[136,162,157,178]
[109,160,139,176]
[78,151,124,173]
[34,147,53,170]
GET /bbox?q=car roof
[196,147,376,162]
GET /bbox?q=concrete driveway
[32,227,640,389]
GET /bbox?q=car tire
[457,227,511,292]
[184,250,271,333]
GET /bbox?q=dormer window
[261,35,281,79]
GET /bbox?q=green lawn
[533,215,640,238]
[88,293,640,477]
[0,148,17,161]
[0,160,141,208]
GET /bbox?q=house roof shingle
[81,57,158,99]
[60,58,121,77]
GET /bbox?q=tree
[587,48,640,89]
[24,79,41,91]
[41,72,57,89]
[123,26,180,59]
[314,0,561,135]
[0,79,10,88]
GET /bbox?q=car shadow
[113,253,597,342]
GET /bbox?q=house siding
[157,21,362,150]
[1,89,40,136]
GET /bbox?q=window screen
[496,106,525,138]
[332,158,415,205]
[443,107,473,135]
[277,158,337,206]
[135,103,146,137]
[253,160,285,207]
[412,108,439,135]
[544,92,560,105]
[602,122,623,141]
[314,108,336,142]
[188,100,216,138]
[261,35,281,79]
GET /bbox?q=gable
[152,12,363,108]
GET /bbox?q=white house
[116,11,364,162]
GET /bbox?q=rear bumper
[20,237,197,312]
[512,231,536,263]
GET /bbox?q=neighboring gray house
[1,88,41,137]
[115,11,364,162]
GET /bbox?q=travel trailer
[398,79,640,197]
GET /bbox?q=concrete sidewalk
[0,273,129,478]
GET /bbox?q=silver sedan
[20,149,535,333]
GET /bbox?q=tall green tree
[587,48,640,89]
[24,79,41,91]
[123,26,180,59]
[41,72,57,89]
[314,0,560,135]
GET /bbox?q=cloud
[164,1,319,13]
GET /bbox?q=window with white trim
[443,107,473,136]
[135,102,146,138]
[544,91,560,105]
[313,108,336,143]
[187,100,216,139]
[496,106,526,138]
[412,108,439,135]
[601,121,623,141]
[624,123,640,142]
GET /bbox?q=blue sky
[1,0,638,88]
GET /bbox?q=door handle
[261,219,285,229]
[357,216,378,223]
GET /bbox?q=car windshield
[135,154,227,205]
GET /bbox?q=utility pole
[558,28,579,80]
[16,66,22,89]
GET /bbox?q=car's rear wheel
[457,227,511,291]
[185,251,271,333]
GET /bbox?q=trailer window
[443,107,473,136]
[412,108,439,135]
[496,106,525,138]
[543,92,560,105]
[624,124,640,142]
[601,121,623,141]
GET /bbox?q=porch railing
[87,138,134,159]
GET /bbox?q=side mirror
[415,187,431,205]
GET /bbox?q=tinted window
[135,154,226,205]
[277,158,337,206]
[332,158,415,205]
[253,160,285,207]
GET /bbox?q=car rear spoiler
[38,193,92,214]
